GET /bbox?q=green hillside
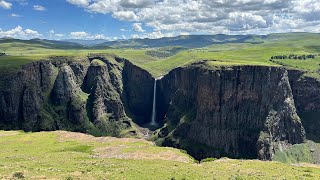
[0,33,319,77]
[0,131,319,179]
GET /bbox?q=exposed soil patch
[55,131,191,163]
[93,146,191,163]
[55,131,152,144]
[292,163,320,169]
[0,131,19,137]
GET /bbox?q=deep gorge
[0,55,319,161]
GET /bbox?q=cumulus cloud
[292,0,320,21]
[113,11,137,20]
[70,31,89,38]
[66,0,320,35]
[33,5,46,11]
[132,23,145,32]
[0,26,42,39]
[69,31,110,40]
[119,0,154,8]
[120,28,130,32]
[67,0,91,7]
[0,0,12,9]
[131,30,174,39]
[55,34,65,37]
[10,14,22,17]
[49,30,65,39]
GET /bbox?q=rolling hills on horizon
[2,32,319,49]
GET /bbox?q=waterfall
[150,76,163,126]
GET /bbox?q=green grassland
[0,33,319,78]
[1,131,320,179]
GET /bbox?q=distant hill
[64,39,109,46]
[0,38,111,50]
[1,33,319,50]
[96,34,265,48]
[0,38,85,49]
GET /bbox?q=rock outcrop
[0,55,154,136]
[156,62,305,160]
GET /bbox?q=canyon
[0,55,319,161]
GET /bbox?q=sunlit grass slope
[0,131,320,179]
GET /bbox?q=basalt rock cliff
[0,55,154,136]
[156,62,306,160]
[1,57,318,161]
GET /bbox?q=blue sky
[0,0,320,40]
[0,0,144,40]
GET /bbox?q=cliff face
[0,56,311,161]
[288,70,320,142]
[0,56,154,136]
[122,61,154,125]
[157,63,305,160]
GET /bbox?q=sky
[0,0,320,40]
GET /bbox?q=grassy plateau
[1,131,320,179]
[0,33,320,77]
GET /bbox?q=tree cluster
[270,54,318,60]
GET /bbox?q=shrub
[200,157,217,163]
[12,172,25,179]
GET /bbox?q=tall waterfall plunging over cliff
[150,77,163,126]
[150,79,158,126]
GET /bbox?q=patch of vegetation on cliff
[0,131,320,179]
[273,141,320,164]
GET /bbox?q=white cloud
[55,34,65,37]
[10,14,22,17]
[122,34,126,39]
[179,32,190,36]
[113,11,137,20]
[131,30,174,39]
[91,34,108,39]
[292,0,320,21]
[67,0,91,7]
[69,31,111,40]
[120,28,130,32]
[70,31,89,38]
[25,29,40,35]
[0,26,42,39]
[132,23,145,32]
[67,0,320,35]
[0,0,12,9]
[87,0,118,14]
[33,5,46,11]
[119,0,154,8]
[131,34,139,39]
[146,30,174,39]
[48,30,65,39]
